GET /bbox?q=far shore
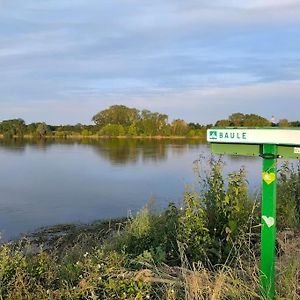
[0,134,206,140]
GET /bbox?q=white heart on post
[262,216,275,228]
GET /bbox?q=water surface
[0,138,266,240]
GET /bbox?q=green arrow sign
[207,128,300,300]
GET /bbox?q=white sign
[294,147,300,154]
[207,129,300,146]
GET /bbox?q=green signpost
[207,128,300,300]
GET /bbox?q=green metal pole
[260,144,277,299]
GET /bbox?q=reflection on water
[0,138,203,165]
[1,138,293,241]
[0,138,211,240]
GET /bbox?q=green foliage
[177,158,258,265]
[187,129,205,138]
[3,107,294,139]
[138,110,168,136]
[215,112,271,127]
[36,122,51,138]
[290,120,300,127]
[171,119,189,136]
[100,124,126,136]
[277,162,300,229]
[214,119,231,127]
[55,129,68,138]
[177,191,211,263]
[188,122,205,130]
[116,203,180,265]
[92,105,140,127]
[0,119,26,137]
[81,129,93,136]
[127,123,138,136]
[278,119,290,127]
[114,158,259,267]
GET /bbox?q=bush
[177,158,258,265]
[177,190,211,264]
[115,202,180,265]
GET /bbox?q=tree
[92,105,140,127]
[171,119,189,136]
[138,110,168,136]
[36,123,50,138]
[216,113,271,127]
[81,129,92,136]
[290,121,300,127]
[278,119,290,127]
[242,114,271,127]
[188,123,204,130]
[229,113,244,126]
[99,124,125,137]
[0,119,26,137]
[215,119,231,127]
[127,123,138,136]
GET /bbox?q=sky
[0,0,300,125]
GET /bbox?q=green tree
[138,110,168,136]
[278,119,290,127]
[188,122,204,130]
[228,113,245,126]
[0,119,26,137]
[26,123,38,135]
[171,119,189,136]
[243,114,271,127]
[216,113,271,127]
[92,105,140,127]
[36,123,50,138]
[215,119,231,127]
[127,123,138,136]
[100,124,125,137]
[290,121,300,127]
[81,129,92,136]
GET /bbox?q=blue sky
[0,0,300,124]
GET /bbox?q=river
[0,138,271,240]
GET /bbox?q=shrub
[116,202,180,265]
[178,157,258,265]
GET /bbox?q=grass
[1,217,299,299]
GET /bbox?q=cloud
[121,79,300,124]
[0,0,299,123]
[1,79,298,125]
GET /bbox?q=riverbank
[2,210,299,300]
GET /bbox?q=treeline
[92,105,205,137]
[0,106,299,139]
[0,105,206,138]
[215,112,300,127]
[0,119,97,139]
